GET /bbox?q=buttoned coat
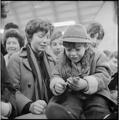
[7,47,55,115]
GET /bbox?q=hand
[54,78,67,95]
[67,77,88,91]
[109,58,117,75]
[29,100,47,114]
[110,90,117,100]
[0,101,12,117]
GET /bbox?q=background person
[86,22,104,49]
[3,29,25,66]
[49,31,64,63]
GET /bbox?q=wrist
[29,103,33,113]
[82,79,89,92]
[7,103,12,117]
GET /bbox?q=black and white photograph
[1,1,118,119]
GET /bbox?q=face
[31,31,50,53]
[51,38,64,56]
[90,33,102,48]
[109,57,118,75]
[65,43,86,63]
[6,37,20,55]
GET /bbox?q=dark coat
[7,47,55,115]
[1,53,17,118]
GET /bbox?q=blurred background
[1,1,118,52]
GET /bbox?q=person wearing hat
[7,18,55,116]
[45,24,117,119]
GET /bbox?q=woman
[3,29,24,65]
[7,18,55,116]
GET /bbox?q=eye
[59,42,63,46]
[6,41,10,45]
[90,34,94,38]
[76,48,80,51]
[38,34,44,38]
[52,42,57,46]
[46,35,50,39]
[66,48,72,52]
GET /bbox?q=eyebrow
[75,44,83,47]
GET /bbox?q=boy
[45,24,116,119]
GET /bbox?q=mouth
[40,44,47,47]
[70,57,80,62]
[40,45,46,49]
[70,57,78,60]
[8,48,17,51]
[56,50,61,54]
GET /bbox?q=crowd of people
[1,18,118,119]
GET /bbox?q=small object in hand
[61,82,68,89]
[72,77,80,83]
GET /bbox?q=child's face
[51,38,64,56]
[65,43,86,63]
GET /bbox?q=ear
[84,43,89,49]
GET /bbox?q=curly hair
[4,29,25,48]
[50,31,63,44]
[25,18,54,42]
[87,22,104,40]
[4,22,19,30]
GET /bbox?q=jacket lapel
[19,47,32,71]
[22,58,32,71]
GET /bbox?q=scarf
[26,44,52,103]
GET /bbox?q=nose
[70,50,77,57]
[42,41,47,45]
[57,44,61,49]
[8,43,14,47]
[42,38,50,45]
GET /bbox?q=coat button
[28,84,31,88]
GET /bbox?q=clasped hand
[29,100,47,114]
[54,78,67,95]
[67,76,88,91]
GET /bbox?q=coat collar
[19,46,55,71]
[19,47,27,57]
[19,47,32,71]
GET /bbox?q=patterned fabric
[26,44,51,102]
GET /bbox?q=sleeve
[21,101,33,115]
[7,54,32,115]
[84,52,112,94]
[1,53,18,117]
[49,63,63,95]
